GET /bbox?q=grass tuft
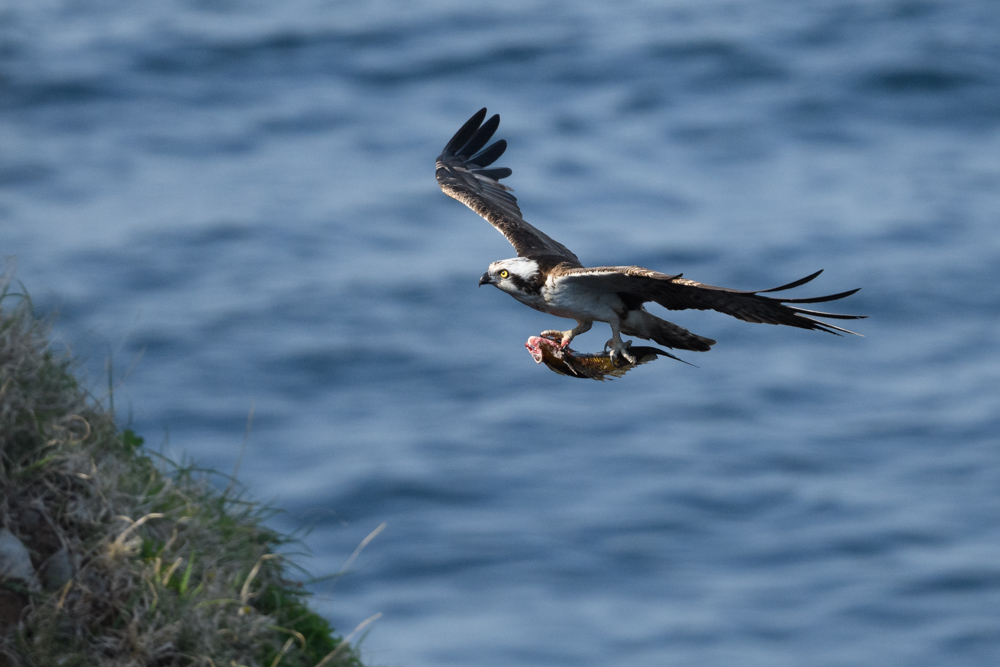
[0,271,367,667]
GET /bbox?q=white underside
[512,275,623,323]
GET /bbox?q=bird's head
[479,258,540,294]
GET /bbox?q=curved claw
[611,349,637,366]
[605,339,637,365]
[541,330,571,348]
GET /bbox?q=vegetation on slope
[0,275,366,667]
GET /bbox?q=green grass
[0,273,368,667]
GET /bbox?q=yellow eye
[499,269,510,279]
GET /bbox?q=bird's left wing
[557,266,865,335]
[435,108,580,264]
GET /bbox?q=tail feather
[621,309,716,352]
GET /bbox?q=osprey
[435,108,864,363]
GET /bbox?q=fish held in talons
[525,334,693,381]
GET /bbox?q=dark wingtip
[783,287,862,304]
[442,108,489,156]
[759,269,824,293]
[470,139,507,168]
[805,317,865,336]
[460,113,502,158]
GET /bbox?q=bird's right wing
[436,108,581,264]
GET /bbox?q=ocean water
[3,1,1000,665]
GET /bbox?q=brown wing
[557,266,865,335]
[436,108,581,264]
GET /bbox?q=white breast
[540,274,623,322]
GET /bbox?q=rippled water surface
[3,1,1000,665]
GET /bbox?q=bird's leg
[605,321,636,365]
[541,320,592,348]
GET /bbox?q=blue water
[3,1,1000,665]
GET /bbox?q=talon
[541,330,573,348]
[605,339,633,353]
[611,349,637,366]
[607,339,636,366]
[541,330,564,343]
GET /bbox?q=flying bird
[435,108,864,363]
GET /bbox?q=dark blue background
[3,1,999,665]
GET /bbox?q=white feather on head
[489,257,540,282]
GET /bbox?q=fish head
[525,336,546,364]
[525,335,565,364]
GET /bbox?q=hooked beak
[479,272,493,287]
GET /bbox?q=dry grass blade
[314,614,382,667]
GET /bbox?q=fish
[525,334,692,381]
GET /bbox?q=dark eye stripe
[508,274,541,296]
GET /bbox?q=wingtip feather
[759,269,824,293]
[460,113,501,157]
[443,108,489,155]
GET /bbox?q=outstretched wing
[558,267,865,335]
[436,108,580,264]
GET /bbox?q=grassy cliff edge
[0,275,367,667]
